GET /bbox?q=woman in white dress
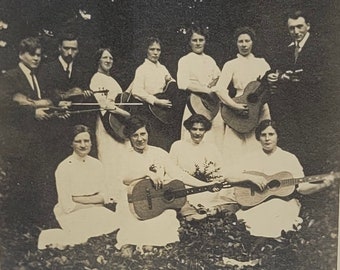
[177,23,223,146]
[227,120,334,238]
[113,116,218,255]
[38,125,117,249]
[170,114,235,211]
[213,27,271,167]
[131,37,179,151]
[89,48,130,199]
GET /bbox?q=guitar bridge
[146,188,152,209]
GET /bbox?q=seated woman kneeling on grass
[38,125,117,250]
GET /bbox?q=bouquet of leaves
[191,159,223,183]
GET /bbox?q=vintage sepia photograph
[0,0,339,269]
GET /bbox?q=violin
[12,93,103,119]
[58,87,109,102]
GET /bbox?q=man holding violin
[0,37,53,228]
[39,32,98,161]
[270,10,325,175]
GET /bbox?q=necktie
[294,42,300,63]
[30,70,41,98]
[66,63,70,78]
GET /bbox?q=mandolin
[127,178,230,220]
[234,171,339,207]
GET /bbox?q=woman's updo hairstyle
[183,114,212,131]
[94,48,112,67]
[70,124,93,143]
[123,116,150,138]
[143,36,162,54]
[233,26,256,44]
[255,119,278,141]
[187,21,210,42]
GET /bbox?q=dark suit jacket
[276,34,324,102]
[37,58,98,159]
[0,66,48,157]
[38,58,88,104]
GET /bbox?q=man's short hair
[18,37,41,55]
[58,32,79,45]
[287,10,310,24]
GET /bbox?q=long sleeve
[177,56,191,90]
[55,164,77,214]
[132,66,157,105]
[132,60,170,105]
[212,61,233,95]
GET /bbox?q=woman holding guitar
[89,48,131,200]
[227,120,334,238]
[177,23,223,146]
[131,37,178,151]
[212,27,271,168]
[112,116,219,256]
[170,114,235,215]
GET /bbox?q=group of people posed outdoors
[0,9,335,256]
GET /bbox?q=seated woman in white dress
[170,114,235,212]
[112,116,219,256]
[226,120,334,238]
[90,48,130,200]
[38,125,117,249]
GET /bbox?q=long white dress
[90,72,130,199]
[213,53,271,168]
[233,147,304,238]
[113,145,202,249]
[177,52,223,147]
[170,138,235,209]
[38,154,117,249]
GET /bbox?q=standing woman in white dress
[131,37,179,151]
[177,23,223,147]
[213,27,271,167]
[89,48,130,199]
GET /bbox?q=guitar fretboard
[281,172,339,187]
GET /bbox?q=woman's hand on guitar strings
[248,176,267,191]
[154,98,172,108]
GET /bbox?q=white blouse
[90,72,123,116]
[54,153,108,216]
[132,59,171,105]
[177,52,220,90]
[213,53,270,97]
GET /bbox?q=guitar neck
[281,172,339,187]
[173,184,214,198]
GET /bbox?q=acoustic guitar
[188,92,220,121]
[234,171,339,207]
[187,77,220,121]
[148,80,181,125]
[220,77,274,133]
[100,89,142,143]
[127,178,229,220]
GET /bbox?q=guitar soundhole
[247,93,258,103]
[163,190,175,202]
[267,180,280,189]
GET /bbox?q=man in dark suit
[0,37,53,228]
[269,10,325,175]
[38,32,97,162]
